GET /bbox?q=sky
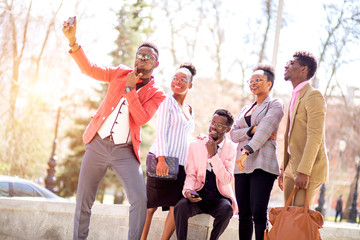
[53,0,360,98]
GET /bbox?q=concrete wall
[0,198,359,240]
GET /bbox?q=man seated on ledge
[174,109,238,240]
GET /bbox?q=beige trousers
[283,176,322,207]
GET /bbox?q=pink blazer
[182,136,238,213]
[70,47,165,163]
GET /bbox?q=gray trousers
[73,134,147,240]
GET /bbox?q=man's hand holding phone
[67,16,76,26]
[186,190,202,203]
[62,16,77,48]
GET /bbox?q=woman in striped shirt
[141,63,196,240]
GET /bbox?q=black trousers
[335,210,343,222]
[174,193,233,240]
[235,169,276,240]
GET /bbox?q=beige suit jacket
[281,83,328,183]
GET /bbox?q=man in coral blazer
[174,109,238,240]
[278,51,328,208]
[63,18,165,240]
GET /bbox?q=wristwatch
[241,149,250,156]
[125,86,134,93]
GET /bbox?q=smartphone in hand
[67,16,76,26]
[189,190,200,198]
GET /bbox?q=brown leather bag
[264,187,324,240]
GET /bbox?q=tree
[323,95,360,220]
[200,0,225,82]
[314,0,360,91]
[258,0,275,64]
[3,0,63,131]
[0,0,67,177]
[110,0,152,67]
[57,116,88,197]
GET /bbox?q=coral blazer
[70,47,165,163]
[281,83,328,183]
[182,136,238,213]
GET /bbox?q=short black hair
[138,41,159,60]
[253,64,275,90]
[214,109,234,127]
[293,51,317,80]
[179,62,197,82]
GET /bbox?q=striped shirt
[150,94,195,166]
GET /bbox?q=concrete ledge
[0,198,359,240]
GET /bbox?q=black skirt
[146,165,186,209]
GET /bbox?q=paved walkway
[319,221,360,240]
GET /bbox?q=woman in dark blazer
[230,64,284,240]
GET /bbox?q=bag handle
[284,187,309,212]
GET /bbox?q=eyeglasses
[286,60,296,67]
[136,52,155,60]
[171,75,189,84]
[286,60,304,67]
[247,78,265,85]
[209,120,228,130]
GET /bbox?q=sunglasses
[136,52,156,60]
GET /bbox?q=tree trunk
[259,0,272,64]
[343,177,356,220]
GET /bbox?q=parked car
[0,175,65,201]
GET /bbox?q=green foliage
[0,95,55,179]
[139,123,156,171]
[57,154,83,197]
[0,162,10,174]
[57,116,86,197]
[110,0,153,67]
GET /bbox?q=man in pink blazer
[174,109,238,240]
[62,18,165,240]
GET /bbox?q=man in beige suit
[278,51,328,207]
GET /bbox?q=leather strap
[284,187,309,212]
